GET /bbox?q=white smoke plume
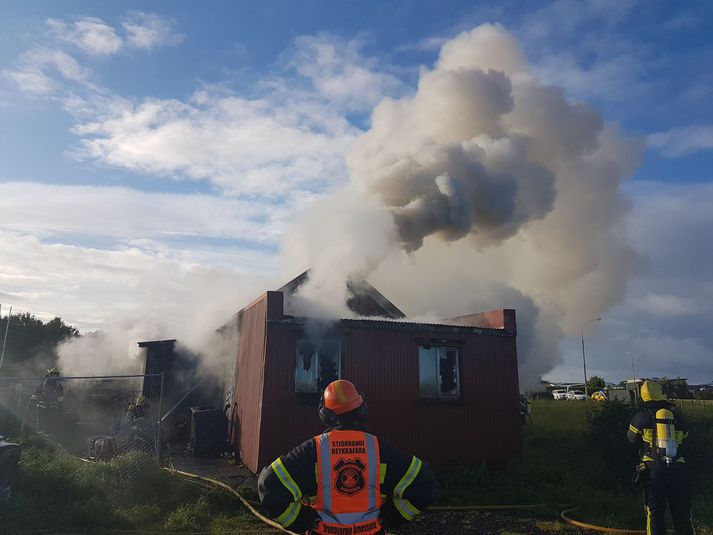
[56,265,273,382]
[286,24,642,388]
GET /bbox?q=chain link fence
[0,374,163,465]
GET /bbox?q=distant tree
[658,377,692,399]
[586,376,606,394]
[0,312,79,376]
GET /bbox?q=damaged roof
[277,270,406,320]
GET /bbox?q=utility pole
[629,351,636,381]
[0,305,11,370]
[581,317,602,398]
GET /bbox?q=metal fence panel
[0,374,163,464]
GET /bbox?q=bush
[585,400,638,484]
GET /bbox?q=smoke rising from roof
[287,24,641,388]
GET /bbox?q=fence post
[157,372,164,463]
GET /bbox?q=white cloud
[289,34,406,112]
[122,12,183,50]
[0,228,276,334]
[3,13,183,97]
[4,48,90,94]
[514,0,650,103]
[47,17,123,56]
[631,293,702,317]
[71,89,359,196]
[0,182,292,248]
[45,13,182,56]
[532,49,647,102]
[648,124,713,157]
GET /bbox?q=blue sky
[1,1,711,384]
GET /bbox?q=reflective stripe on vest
[392,456,423,520]
[314,430,382,533]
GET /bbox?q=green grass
[435,400,713,533]
[6,402,712,534]
[3,436,271,533]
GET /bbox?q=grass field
[5,400,712,533]
[435,399,713,533]
[3,436,272,534]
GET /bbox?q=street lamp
[581,317,601,398]
[628,351,636,381]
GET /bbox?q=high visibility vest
[313,430,383,535]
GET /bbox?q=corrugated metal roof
[268,316,515,336]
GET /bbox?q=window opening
[419,345,460,397]
[295,340,341,393]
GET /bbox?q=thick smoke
[56,267,273,382]
[287,24,641,388]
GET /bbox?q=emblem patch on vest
[333,458,366,496]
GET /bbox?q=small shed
[226,275,522,473]
[138,339,222,443]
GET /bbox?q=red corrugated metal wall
[230,293,268,473]
[254,312,521,471]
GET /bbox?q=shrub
[585,400,638,484]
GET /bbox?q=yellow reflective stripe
[646,505,652,535]
[642,429,653,444]
[380,463,387,484]
[629,424,640,434]
[275,501,301,528]
[393,496,420,521]
[271,458,302,501]
[395,456,422,498]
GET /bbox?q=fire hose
[166,467,664,534]
[164,467,299,534]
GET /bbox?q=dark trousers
[643,462,694,535]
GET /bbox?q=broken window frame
[418,345,460,398]
[294,340,342,393]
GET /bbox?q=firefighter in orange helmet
[258,379,434,534]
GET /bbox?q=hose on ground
[164,467,298,535]
[560,507,649,534]
[166,468,655,534]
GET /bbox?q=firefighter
[520,394,532,425]
[627,380,694,535]
[28,368,64,435]
[258,379,435,534]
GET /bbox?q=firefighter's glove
[631,463,648,490]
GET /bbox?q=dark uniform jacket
[627,400,689,463]
[258,422,435,533]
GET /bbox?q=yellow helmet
[640,380,665,402]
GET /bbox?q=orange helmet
[323,380,363,415]
[319,380,367,426]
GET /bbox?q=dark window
[295,340,341,393]
[419,345,460,397]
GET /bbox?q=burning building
[225,272,521,473]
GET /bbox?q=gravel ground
[394,511,576,534]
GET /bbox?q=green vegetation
[0,312,78,376]
[585,375,606,393]
[6,401,712,533]
[435,400,713,533]
[3,436,270,533]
